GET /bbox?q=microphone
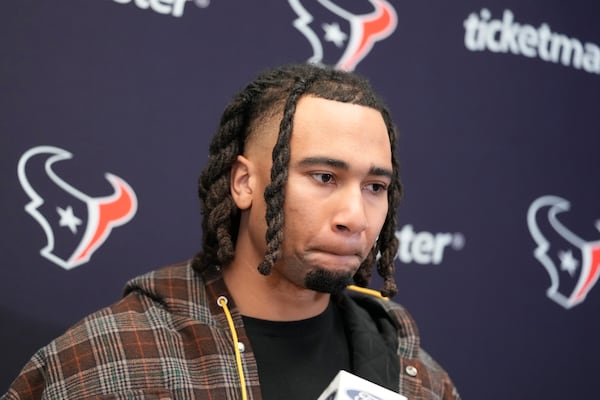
[317,370,407,400]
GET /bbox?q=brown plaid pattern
[3,262,460,400]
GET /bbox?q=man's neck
[222,260,331,321]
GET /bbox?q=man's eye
[365,183,388,193]
[313,173,335,184]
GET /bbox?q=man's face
[236,95,392,293]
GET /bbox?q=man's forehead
[292,97,388,137]
[290,97,391,165]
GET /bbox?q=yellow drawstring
[217,296,248,400]
[216,286,384,400]
[347,285,390,301]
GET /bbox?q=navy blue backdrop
[2,1,599,398]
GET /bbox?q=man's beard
[304,268,354,294]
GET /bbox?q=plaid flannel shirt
[3,262,460,400]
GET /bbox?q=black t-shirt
[242,302,351,400]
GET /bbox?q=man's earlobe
[230,155,253,210]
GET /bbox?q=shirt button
[405,365,418,377]
[237,342,246,353]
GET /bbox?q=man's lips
[307,248,364,265]
[313,243,365,257]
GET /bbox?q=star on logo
[57,205,82,234]
[558,249,579,277]
[322,22,348,48]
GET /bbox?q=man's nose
[331,185,368,234]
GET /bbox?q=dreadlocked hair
[192,63,403,297]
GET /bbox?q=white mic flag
[317,370,407,400]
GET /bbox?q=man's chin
[304,269,354,294]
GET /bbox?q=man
[3,64,460,399]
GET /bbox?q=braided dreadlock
[192,64,402,297]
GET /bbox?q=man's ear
[230,155,254,210]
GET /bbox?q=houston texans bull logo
[527,195,600,309]
[289,0,397,71]
[17,146,137,270]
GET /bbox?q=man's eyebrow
[369,166,394,180]
[296,157,394,179]
[297,157,349,170]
